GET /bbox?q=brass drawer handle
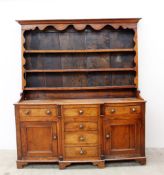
[79,110,84,115]
[79,148,85,155]
[24,110,30,115]
[79,136,85,141]
[79,123,84,129]
[110,109,115,113]
[106,133,110,139]
[53,135,57,140]
[46,110,51,115]
[131,107,136,112]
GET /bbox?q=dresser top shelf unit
[18,18,140,100]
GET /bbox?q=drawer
[65,146,99,159]
[105,105,141,117]
[19,105,57,121]
[62,105,99,121]
[62,105,99,117]
[64,131,98,145]
[64,122,98,131]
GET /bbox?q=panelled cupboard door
[20,122,58,159]
[103,118,141,157]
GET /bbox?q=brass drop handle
[79,110,84,115]
[110,109,115,113]
[46,110,51,115]
[53,135,57,140]
[79,123,84,129]
[24,110,30,115]
[79,148,84,155]
[131,108,136,112]
[79,136,85,141]
[106,133,110,139]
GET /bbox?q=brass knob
[132,108,136,112]
[79,136,85,141]
[53,135,57,140]
[110,109,115,113]
[79,110,84,115]
[24,110,30,115]
[79,123,84,129]
[106,133,110,139]
[46,110,51,115]
[79,148,84,155]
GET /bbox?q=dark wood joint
[57,105,62,118]
[100,104,105,116]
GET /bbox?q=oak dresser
[15,18,146,169]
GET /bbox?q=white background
[0,0,163,149]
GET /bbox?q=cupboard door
[104,119,141,157]
[21,122,58,159]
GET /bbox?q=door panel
[104,118,141,157]
[21,122,58,158]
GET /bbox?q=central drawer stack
[62,104,100,161]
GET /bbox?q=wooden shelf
[24,48,135,54]
[25,68,136,73]
[24,85,136,91]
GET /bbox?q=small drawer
[105,105,141,117]
[64,131,98,145]
[62,105,99,121]
[65,146,99,159]
[19,105,57,121]
[64,122,98,131]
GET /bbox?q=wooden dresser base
[15,98,146,169]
